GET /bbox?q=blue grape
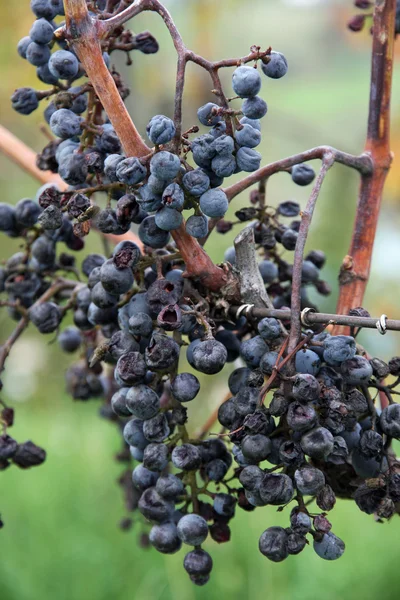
[17,36,32,59]
[68,86,88,114]
[26,41,50,66]
[214,135,234,155]
[294,465,325,495]
[191,134,216,168]
[313,533,345,561]
[258,318,281,341]
[240,116,261,131]
[146,115,176,145]
[149,522,182,554]
[291,164,315,186]
[11,88,39,115]
[192,339,227,374]
[323,335,356,366]
[182,169,210,196]
[261,51,288,79]
[136,184,163,212]
[48,50,79,79]
[100,258,134,295]
[132,465,158,491]
[29,18,54,44]
[295,349,321,375]
[232,65,262,98]
[37,64,59,85]
[199,188,228,218]
[235,124,261,148]
[186,214,208,238]
[259,527,289,562]
[150,151,181,181]
[209,121,227,138]
[139,215,171,249]
[15,198,41,227]
[98,125,121,153]
[116,157,147,185]
[50,109,82,139]
[162,183,185,210]
[177,514,208,546]
[31,0,62,19]
[258,259,278,283]
[123,418,148,449]
[155,207,183,231]
[301,427,334,460]
[211,154,236,178]
[171,373,200,403]
[197,102,220,126]
[242,96,268,119]
[340,355,373,385]
[103,154,123,182]
[380,404,400,438]
[236,147,262,172]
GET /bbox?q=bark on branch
[234,226,274,309]
[335,0,396,319]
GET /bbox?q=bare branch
[335,0,396,320]
[0,125,64,188]
[287,153,335,353]
[223,146,372,203]
[63,0,150,157]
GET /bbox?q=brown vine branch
[63,0,149,158]
[0,125,64,187]
[335,0,396,320]
[62,0,230,292]
[222,146,372,202]
[288,152,335,353]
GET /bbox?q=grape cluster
[0,403,46,471]
[1,0,400,588]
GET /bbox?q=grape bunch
[1,0,400,588]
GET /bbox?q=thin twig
[288,152,335,353]
[0,278,78,373]
[223,146,372,203]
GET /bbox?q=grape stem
[0,278,78,374]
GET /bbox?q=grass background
[1,1,400,598]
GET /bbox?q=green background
[1,1,400,599]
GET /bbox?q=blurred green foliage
[1,1,400,599]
